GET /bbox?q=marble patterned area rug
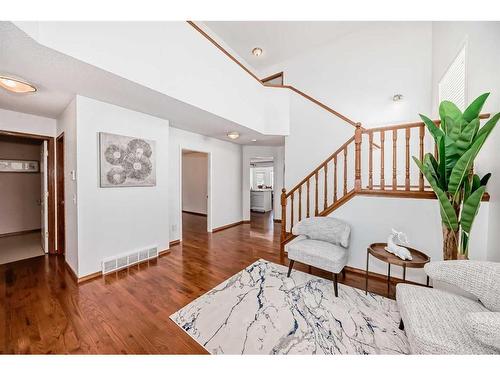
[170,259,409,354]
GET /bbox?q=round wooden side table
[365,242,430,296]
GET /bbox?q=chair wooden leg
[342,268,346,279]
[287,260,295,277]
[333,273,338,297]
[399,319,404,330]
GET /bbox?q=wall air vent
[101,246,158,274]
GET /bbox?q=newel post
[281,188,287,242]
[354,123,363,192]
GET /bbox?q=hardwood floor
[1,211,396,354]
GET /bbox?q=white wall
[169,127,242,241]
[182,152,208,215]
[260,22,433,129]
[75,96,170,277]
[56,98,78,273]
[320,196,489,283]
[242,145,285,221]
[431,22,500,261]
[18,21,290,136]
[0,108,56,136]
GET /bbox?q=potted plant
[413,93,499,260]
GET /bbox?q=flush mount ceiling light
[252,47,263,57]
[0,75,37,93]
[227,131,240,140]
[393,94,404,102]
[251,139,257,142]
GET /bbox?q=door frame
[56,133,65,255]
[0,130,56,254]
[179,147,212,240]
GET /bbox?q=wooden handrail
[187,21,358,129]
[280,114,492,249]
[285,135,355,198]
[364,113,491,133]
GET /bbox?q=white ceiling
[203,21,367,72]
[0,22,283,146]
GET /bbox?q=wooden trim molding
[261,71,284,85]
[186,21,357,128]
[182,210,207,217]
[212,220,245,233]
[0,228,41,238]
[169,240,181,247]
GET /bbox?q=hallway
[0,231,44,265]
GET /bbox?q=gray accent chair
[396,260,500,354]
[287,217,351,297]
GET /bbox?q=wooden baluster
[280,188,287,242]
[306,179,310,218]
[290,192,294,232]
[343,147,348,196]
[314,171,319,216]
[324,164,328,210]
[405,127,410,191]
[380,131,385,190]
[298,186,302,222]
[354,123,362,191]
[368,131,374,189]
[333,155,338,202]
[392,129,397,190]
[419,125,425,191]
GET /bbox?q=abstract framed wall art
[99,132,156,187]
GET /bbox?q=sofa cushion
[287,239,348,274]
[424,261,500,312]
[291,217,351,248]
[396,284,497,354]
[466,312,500,351]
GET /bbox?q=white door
[40,141,49,253]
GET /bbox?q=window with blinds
[438,45,467,110]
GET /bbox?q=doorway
[56,134,65,254]
[180,149,211,239]
[0,131,55,264]
[250,157,274,231]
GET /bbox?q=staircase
[280,115,490,250]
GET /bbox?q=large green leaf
[461,186,486,234]
[443,135,459,182]
[439,101,462,134]
[456,118,479,156]
[464,175,472,202]
[480,173,492,187]
[424,154,442,189]
[420,114,444,143]
[446,116,461,140]
[475,112,500,141]
[413,157,459,230]
[463,93,489,122]
[472,174,481,192]
[448,132,488,198]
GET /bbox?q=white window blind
[439,46,466,111]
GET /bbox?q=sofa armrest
[466,312,500,351]
[424,261,500,312]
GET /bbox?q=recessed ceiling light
[252,47,263,57]
[0,75,37,93]
[227,131,240,140]
[251,139,257,142]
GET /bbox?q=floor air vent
[102,247,159,274]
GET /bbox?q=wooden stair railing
[280,114,491,249]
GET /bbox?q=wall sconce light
[393,94,404,102]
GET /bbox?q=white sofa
[396,261,500,354]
